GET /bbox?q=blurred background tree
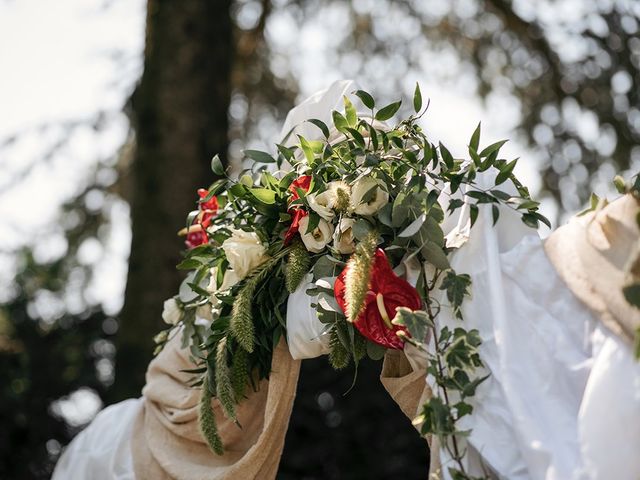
[0,0,638,478]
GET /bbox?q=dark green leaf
[375,101,402,121]
[276,143,295,162]
[469,204,479,227]
[346,127,366,148]
[469,123,481,153]
[495,159,518,185]
[307,119,330,138]
[304,212,321,234]
[413,83,423,113]
[439,271,472,311]
[354,90,375,109]
[421,241,450,270]
[244,149,276,164]
[623,282,640,309]
[439,142,454,169]
[479,139,508,158]
[366,341,386,360]
[211,154,224,175]
[521,212,539,229]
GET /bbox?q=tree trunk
[112,0,233,401]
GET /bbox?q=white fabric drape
[52,399,141,480]
[429,182,640,480]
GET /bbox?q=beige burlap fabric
[544,193,640,345]
[131,334,301,480]
[380,349,440,479]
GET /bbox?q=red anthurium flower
[284,208,308,245]
[289,175,312,202]
[334,249,422,349]
[185,229,208,249]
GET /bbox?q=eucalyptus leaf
[399,213,426,237]
[421,241,450,270]
[352,219,373,241]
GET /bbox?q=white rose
[161,298,182,325]
[222,229,268,279]
[307,191,335,221]
[350,177,389,215]
[299,215,334,253]
[333,217,356,254]
[207,267,241,293]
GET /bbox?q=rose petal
[284,208,308,245]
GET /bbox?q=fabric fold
[131,333,301,480]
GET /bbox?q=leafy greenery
[162,86,547,469]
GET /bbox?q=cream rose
[207,267,241,294]
[222,229,268,279]
[161,298,182,325]
[350,177,389,215]
[207,267,242,309]
[307,192,335,221]
[299,215,334,253]
[333,217,356,254]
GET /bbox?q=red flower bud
[334,249,422,349]
[197,188,219,213]
[289,175,312,202]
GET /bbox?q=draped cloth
[544,193,640,345]
[130,334,300,480]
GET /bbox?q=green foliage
[214,337,236,420]
[230,346,250,399]
[285,241,311,293]
[328,325,351,370]
[344,232,377,322]
[440,272,472,319]
[172,86,550,475]
[230,284,257,353]
[198,375,224,455]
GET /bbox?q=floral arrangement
[155,85,548,479]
